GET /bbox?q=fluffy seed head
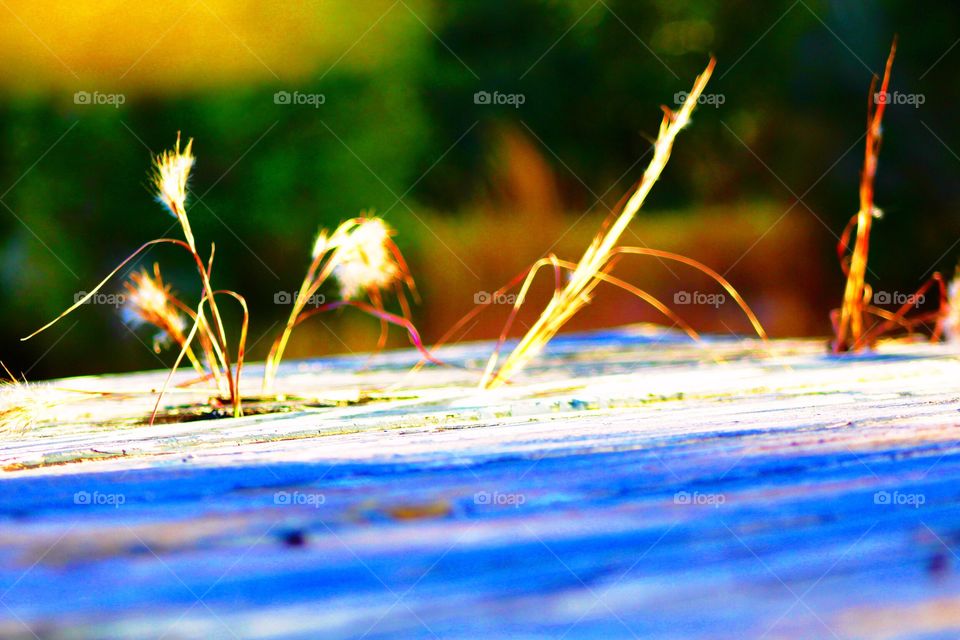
[123,265,185,350]
[0,367,59,436]
[152,132,194,218]
[329,218,401,299]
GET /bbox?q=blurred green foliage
[2,0,959,379]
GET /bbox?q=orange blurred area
[0,0,418,94]
[404,127,826,343]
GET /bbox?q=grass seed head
[123,265,186,351]
[0,367,58,436]
[152,132,195,218]
[329,217,401,299]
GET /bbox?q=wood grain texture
[2,325,960,639]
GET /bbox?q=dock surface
[3,326,960,639]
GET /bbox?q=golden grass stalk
[474,249,767,382]
[479,255,698,371]
[262,215,418,392]
[833,40,896,352]
[481,58,728,389]
[24,134,246,418]
[152,288,248,424]
[411,259,683,379]
[153,135,238,414]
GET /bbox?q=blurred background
[1,0,958,379]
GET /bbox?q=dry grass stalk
[19,137,428,422]
[479,58,766,389]
[23,134,248,420]
[832,39,946,351]
[833,41,896,352]
[262,215,429,393]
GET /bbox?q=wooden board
[3,325,960,639]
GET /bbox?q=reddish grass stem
[834,39,897,352]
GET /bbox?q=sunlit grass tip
[152,131,195,220]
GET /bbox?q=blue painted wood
[2,327,960,639]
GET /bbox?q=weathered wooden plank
[2,325,960,639]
